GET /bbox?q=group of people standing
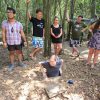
[1,0,63,73]
[1,0,100,76]
[66,14,100,68]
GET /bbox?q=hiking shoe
[8,64,14,71]
[18,62,27,68]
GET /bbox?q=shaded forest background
[0,0,100,27]
[0,0,100,56]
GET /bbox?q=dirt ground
[0,41,100,100]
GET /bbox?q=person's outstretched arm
[39,61,48,79]
[2,24,7,48]
[66,12,71,22]
[27,11,32,20]
[26,0,32,20]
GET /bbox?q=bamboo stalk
[25,2,29,61]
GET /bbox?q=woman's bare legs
[93,49,100,67]
[87,48,95,64]
[57,43,62,55]
[54,44,57,55]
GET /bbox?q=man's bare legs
[72,46,79,57]
[8,50,26,71]
[30,48,36,58]
[30,47,42,59]
[16,50,23,62]
[9,51,15,65]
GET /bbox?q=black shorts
[51,37,62,43]
[8,44,22,51]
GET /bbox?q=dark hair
[78,15,83,18]
[93,19,100,31]
[36,8,42,14]
[7,7,16,14]
[54,16,59,21]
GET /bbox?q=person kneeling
[39,55,63,78]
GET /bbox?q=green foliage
[0,0,99,27]
[0,0,99,56]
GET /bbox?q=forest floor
[0,41,100,100]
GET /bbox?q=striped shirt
[2,20,23,45]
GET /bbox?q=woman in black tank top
[51,16,63,55]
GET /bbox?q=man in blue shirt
[39,55,63,78]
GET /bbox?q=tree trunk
[43,0,51,57]
[62,0,68,29]
[90,0,96,18]
[67,0,75,40]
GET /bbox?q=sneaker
[8,64,14,71]
[18,62,27,68]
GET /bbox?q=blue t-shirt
[41,59,62,77]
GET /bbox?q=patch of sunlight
[0,42,3,45]
[64,93,84,100]
[64,49,71,53]
[81,50,89,54]
[15,81,21,86]
[22,69,37,78]
[30,93,41,99]
[5,79,14,85]
[81,54,88,58]
[50,97,62,100]
[18,81,46,100]
[33,80,46,88]
[18,82,30,100]
[98,54,100,60]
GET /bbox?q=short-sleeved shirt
[51,24,62,36]
[2,20,23,45]
[51,25,62,43]
[41,59,62,77]
[30,17,45,37]
[70,21,86,40]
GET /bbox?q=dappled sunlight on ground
[0,41,100,99]
[62,93,84,100]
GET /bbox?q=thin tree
[43,0,51,57]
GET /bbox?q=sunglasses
[11,27,14,33]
